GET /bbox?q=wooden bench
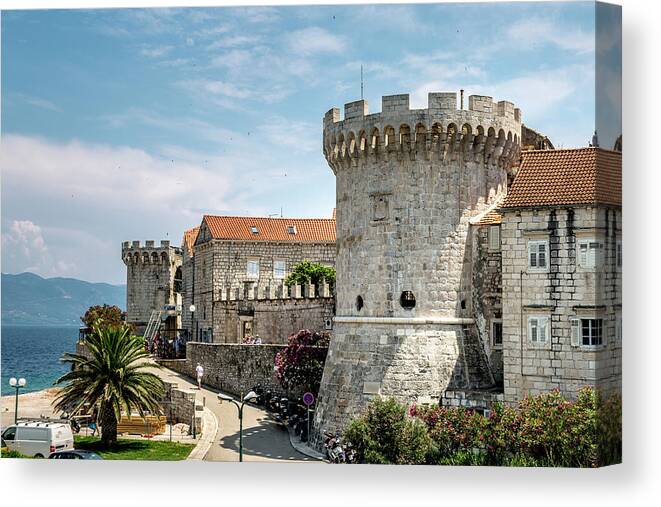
[117,414,166,435]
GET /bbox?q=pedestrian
[195,363,204,389]
[254,335,262,345]
[89,405,99,436]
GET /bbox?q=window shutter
[490,226,500,250]
[579,244,587,267]
[538,244,547,268]
[540,317,548,342]
[570,318,580,346]
[529,243,536,267]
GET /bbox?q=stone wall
[122,240,182,334]
[159,342,291,399]
[314,92,520,445]
[188,238,335,342]
[471,223,504,383]
[212,295,335,344]
[500,206,622,404]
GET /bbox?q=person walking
[195,363,204,389]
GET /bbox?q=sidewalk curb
[286,426,325,461]
[187,407,217,460]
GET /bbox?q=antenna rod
[361,65,364,100]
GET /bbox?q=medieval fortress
[123,90,622,446]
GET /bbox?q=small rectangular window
[528,316,549,343]
[246,260,259,278]
[250,226,258,234]
[578,239,603,268]
[571,318,604,347]
[528,240,548,270]
[273,260,286,279]
[287,225,297,235]
[489,225,501,251]
[491,320,503,347]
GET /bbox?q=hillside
[1,272,125,327]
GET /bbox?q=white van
[2,422,74,458]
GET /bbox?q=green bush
[284,261,335,289]
[342,388,621,467]
[343,397,431,464]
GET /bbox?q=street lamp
[189,304,196,342]
[9,377,26,424]
[218,391,257,462]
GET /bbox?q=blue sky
[1,2,620,284]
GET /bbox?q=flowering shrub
[274,329,330,395]
[342,388,621,467]
[344,397,431,465]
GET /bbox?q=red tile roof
[182,227,200,255]
[502,147,622,209]
[472,210,502,226]
[202,215,336,243]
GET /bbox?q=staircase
[144,310,162,346]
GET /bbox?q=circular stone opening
[355,295,364,311]
[400,291,416,309]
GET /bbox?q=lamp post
[189,304,196,342]
[218,391,257,462]
[9,377,26,424]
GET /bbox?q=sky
[1,1,621,284]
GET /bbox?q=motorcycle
[324,431,347,463]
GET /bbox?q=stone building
[313,91,622,443]
[184,214,336,343]
[313,92,522,440]
[497,147,622,403]
[121,240,182,336]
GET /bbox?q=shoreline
[1,387,62,427]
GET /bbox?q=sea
[1,325,79,395]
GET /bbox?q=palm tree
[54,324,165,447]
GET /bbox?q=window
[2,427,16,441]
[491,320,503,348]
[571,318,604,347]
[528,240,548,270]
[528,316,549,344]
[273,260,286,279]
[577,239,604,268]
[356,295,364,311]
[250,226,258,234]
[616,314,622,343]
[400,291,416,309]
[246,260,259,278]
[287,225,297,235]
[489,225,501,251]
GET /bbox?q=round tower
[312,92,522,443]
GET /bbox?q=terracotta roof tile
[502,147,621,209]
[182,227,200,255]
[202,215,336,243]
[473,210,502,226]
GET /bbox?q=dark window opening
[355,295,364,311]
[460,299,466,310]
[400,291,416,309]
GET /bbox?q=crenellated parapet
[122,240,182,265]
[216,282,333,302]
[323,92,522,174]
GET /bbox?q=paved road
[152,366,317,463]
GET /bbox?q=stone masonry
[122,240,182,335]
[313,92,522,444]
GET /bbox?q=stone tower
[313,92,522,441]
[121,240,182,335]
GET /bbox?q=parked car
[1,422,74,458]
[49,450,103,460]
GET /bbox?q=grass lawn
[74,436,194,461]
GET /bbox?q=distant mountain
[1,272,126,327]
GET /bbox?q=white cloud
[506,18,594,54]
[207,35,262,50]
[140,45,173,58]
[284,27,346,56]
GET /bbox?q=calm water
[1,326,79,395]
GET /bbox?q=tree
[54,324,165,447]
[284,261,336,289]
[274,329,330,396]
[81,304,127,332]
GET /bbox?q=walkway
[151,365,319,463]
